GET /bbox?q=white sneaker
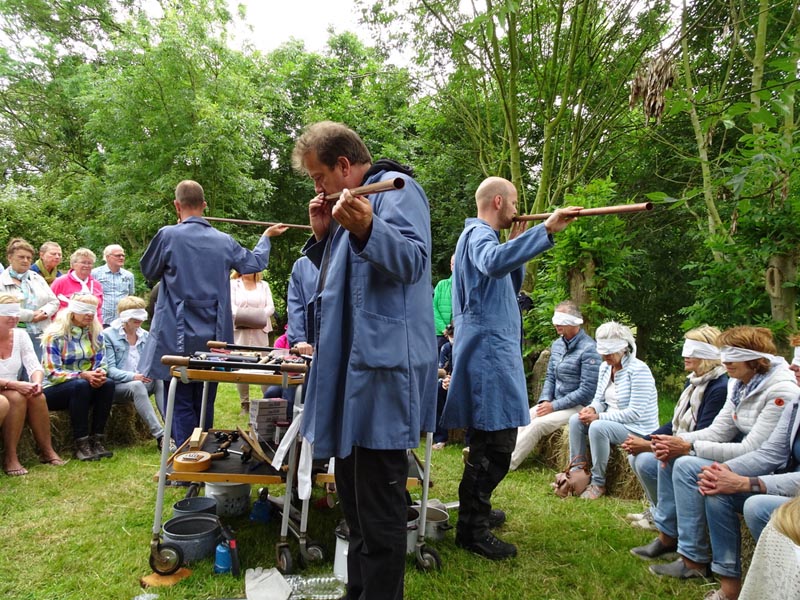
[631,517,657,531]
[625,507,652,522]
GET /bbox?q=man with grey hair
[92,244,135,327]
[510,299,600,470]
[441,175,581,559]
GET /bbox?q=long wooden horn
[514,202,653,222]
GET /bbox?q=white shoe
[631,517,657,531]
[625,507,652,522]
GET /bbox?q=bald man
[441,176,581,559]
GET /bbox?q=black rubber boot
[91,434,113,459]
[74,436,98,461]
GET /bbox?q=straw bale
[3,402,152,463]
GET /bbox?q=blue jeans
[673,455,714,563]
[629,451,659,507]
[705,493,790,578]
[743,494,790,541]
[44,377,115,439]
[568,415,637,487]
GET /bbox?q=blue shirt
[91,264,135,325]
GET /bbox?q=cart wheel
[416,545,441,571]
[276,545,293,574]
[149,543,184,576]
[300,542,325,567]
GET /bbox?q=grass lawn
[0,384,715,600]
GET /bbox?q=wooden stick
[205,217,312,230]
[514,202,653,222]
[322,177,405,201]
[203,178,406,230]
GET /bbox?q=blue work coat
[300,170,438,459]
[286,256,319,346]
[139,216,271,380]
[441,218,554,431]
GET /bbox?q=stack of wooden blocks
[249,398,288,444]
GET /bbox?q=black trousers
[44,378,115,439]
[456,428,517,542]
[335,447,409,600]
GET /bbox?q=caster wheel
[276,545,293,574]
[149,543,184,576]
[300,541,325,567]
[416,545,441,571]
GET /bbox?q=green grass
[0,384,715,600]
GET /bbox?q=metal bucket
[162,513,221,563]
[418,505,450,542]
[172,496,217,517]
[406,507,420,554]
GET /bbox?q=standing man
[292,121,437,600]
[92,244,135,327]
[286,255,319,356]
[139,180,286,446]
[509,300,600,470]
[30,241,63,285]
[432,253,454,351]
[441,176,580,560]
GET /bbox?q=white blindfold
[67,299,97,315]
[720,345,787,369]
[0,303,21,317]
[595,338,629,355]
[552,312,583,326]
[682,340,720,360]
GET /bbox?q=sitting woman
[633,326,798,580]
[230,270,274,413]
[621,325,728,528]
[0,294,64,475]
[104,296,171,452]
[567,321,659,499]
[41,294,115,461]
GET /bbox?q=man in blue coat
[140,180,286,446]
[286,255,318,355]
[441,176,580,560]
[293,121,437,600]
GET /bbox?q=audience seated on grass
[621,325,728,529]
[631,326,798,583]
[104,295,172,453]
[567,320,659,500]
[0,294,65,476]
[42,294,115,462]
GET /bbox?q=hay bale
[2,402,152,463]
[538,424,646,501]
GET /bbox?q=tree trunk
[765,252,798,350]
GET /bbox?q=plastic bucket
[162,513,221,563]
[333,522,349,583]
[173,496,217,518]
[204,482,251,517]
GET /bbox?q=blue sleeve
[469,224,554,279]
[287,263,308,345]
[104,332,134,383]
[230,233,271,274]
[140,228,167,282]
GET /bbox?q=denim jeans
[629,451,659,507]
[673,455,715,563]
[568,415,636,487]
[113,379,164,439]
[743,494,791,541]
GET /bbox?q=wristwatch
[688,442,696,457]
[749,477,762,493]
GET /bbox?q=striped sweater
[589,353,659,436]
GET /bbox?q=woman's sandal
[580,484,606,500]
[4,466,29,476]
[40,456,68,466]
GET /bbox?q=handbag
[234,306,268,330]
[552,456,591,498]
